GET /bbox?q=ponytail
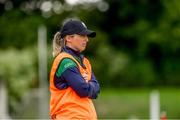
[52,32,65,57]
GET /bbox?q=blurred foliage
[0,47,37,113]
[0,0,180,115]
[0,10,43,49]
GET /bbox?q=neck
[63,46,81,56]
[66,44,81,53]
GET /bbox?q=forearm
[60,67,99,98]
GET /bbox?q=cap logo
[81,22,87,28]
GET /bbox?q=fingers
[82,73,88,81]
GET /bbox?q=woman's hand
[82,73,88,82]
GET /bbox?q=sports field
[12,88,180,119]
[94,88,180,119]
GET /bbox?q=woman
[49,19,100,119]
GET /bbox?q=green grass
[11,88,180,119]
[159,88,180,119]
[94,88,180,119]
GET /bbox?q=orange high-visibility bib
[50,52,97,119]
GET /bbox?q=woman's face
[65,34,89,52]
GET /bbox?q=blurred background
[0,0,180,119]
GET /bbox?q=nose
[85,36,89,42]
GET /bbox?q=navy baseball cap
[60,20,96,38]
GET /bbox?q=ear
[65,35,72,43]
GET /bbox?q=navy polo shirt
[54,46,100,99]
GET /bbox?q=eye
[80,35,87,38]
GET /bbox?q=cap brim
[78,29,96,38]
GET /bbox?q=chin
[80,48,85,52]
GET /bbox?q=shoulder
[56,58,77,77]
[61,58,77,68]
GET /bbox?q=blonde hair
[52,32,65,57]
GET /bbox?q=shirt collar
[62,46,86,68]
[62,46,84,59]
